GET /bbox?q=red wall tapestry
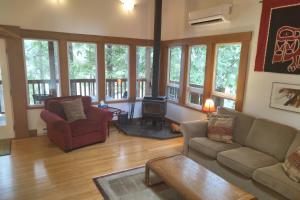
[255,0,300,74]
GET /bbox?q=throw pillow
[282,147,300,183]
[61,98,87,123]
[207,115,234,144]
[47,100,66,119]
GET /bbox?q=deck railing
[0,80,4,113]
[27,78,148,104]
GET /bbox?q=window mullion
[179,45,189,105]
[203,43,215,107]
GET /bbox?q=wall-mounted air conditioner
[188,4,232,26]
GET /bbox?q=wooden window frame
[185,44,208,110]
[136,45,153,100]
[161,32,252,112]
[66,41,99,102]
[104,43,130,102]
[22,38,62,108]
[166,45,183,103]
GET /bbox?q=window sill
[167,100,206,114]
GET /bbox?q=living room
[0,0,299,199]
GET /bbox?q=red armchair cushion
[70,119,102,137]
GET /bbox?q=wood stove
[142,96,167,127]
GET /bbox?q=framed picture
[270,82,300,113]
[255,0,300,74]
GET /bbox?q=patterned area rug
[0,139,11,156]
[93,167,183,200]
[116,120,182,139]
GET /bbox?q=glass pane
[0,66,6,125]
[189,45,207,86]
[214,43,241,97]
[213,96,235,109]
[136,46,153,98]
[105,44,129,100]
[24,39,60,105]
[189,92,203,106]
[68,42,98,102]
[168,47,182,83]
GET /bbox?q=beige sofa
[182,108,300,200]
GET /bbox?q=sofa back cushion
[218,107,255,145]
[245,119,297,161]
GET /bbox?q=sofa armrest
[181,120,208,155]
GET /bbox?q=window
[105,44,129,100]
[136,46,153,98]
[68,42,98,101]
[167,46,182,101]
[187,45,207,107]
[212,43,242,109]
[24,39,60,105]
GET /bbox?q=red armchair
[40,96,112,152]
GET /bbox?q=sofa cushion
[70,119,101,137]
[189,137,241,159]
[218,107,255,145]
[245,119,297,161]
[253,163,300,200]
[217,147,278,178]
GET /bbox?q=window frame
[166,46,183,103]
[104,43,130,102]
[67,41,99,102]
[186,44,207,109]
[23,38,61,107]
[161,32,251,112]
[136,45,153,99]
[212,42,242,108]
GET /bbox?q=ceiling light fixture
[121,0,135,12]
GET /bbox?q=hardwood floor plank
[0,127,183,200]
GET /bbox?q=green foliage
[68,42,97,79]
[189,45,207,86]
[136,46,153,79]
[169,47,182,83]
[214,44,241,96]
[105,44,128,79]
[24,40,54,80]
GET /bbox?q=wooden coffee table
[145,154,256,200]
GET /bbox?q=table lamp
[202,98,216,119]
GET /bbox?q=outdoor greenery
[105,44,128,79]
[24,40,59,81]
[169,47,182,83]
[136,46,153,79]
[189,45,207,86]
[68,42,97,79]
[214,43,241,96]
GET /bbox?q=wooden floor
[0,127,183,200]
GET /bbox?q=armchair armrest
[181,120,208,155]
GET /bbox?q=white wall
[0,0,154,39]
[163,0,300,129]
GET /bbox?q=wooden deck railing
[27,78,148,104]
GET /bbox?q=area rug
[0,139,11,156]
[93,167,182,200]
[116,120,182,139]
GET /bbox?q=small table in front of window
[99,106,122,137]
